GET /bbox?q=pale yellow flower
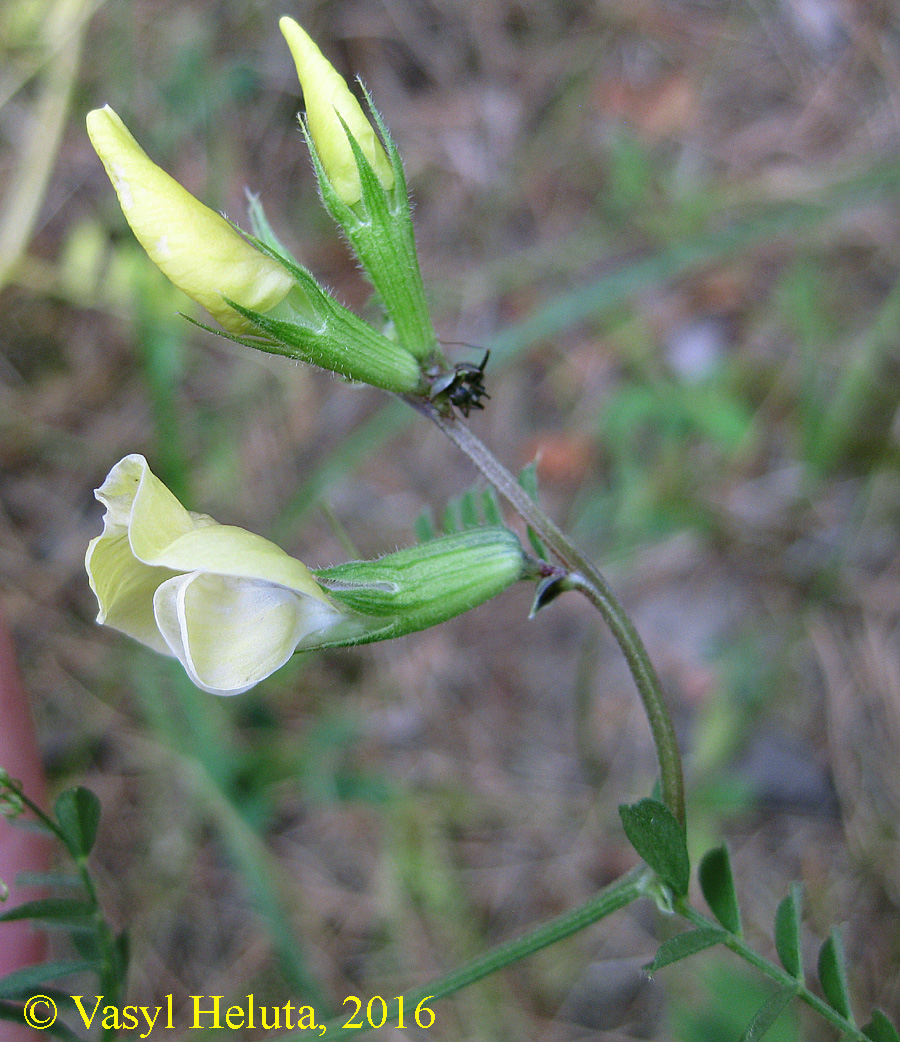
[280,17,394,205]
[86,105,294,334]
[86,455,347,695]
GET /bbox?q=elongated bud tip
[279,16,394,204]
[87,105,294,334]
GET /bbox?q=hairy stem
[413,400,685,825]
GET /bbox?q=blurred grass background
[2,0,900,1038]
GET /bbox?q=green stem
[678,903,872,1040]
[414,400,686,825]
[273,867,647,1041]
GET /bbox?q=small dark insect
[430,349,491,417]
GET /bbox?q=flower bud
[85,455,348,695]
[86,105,294,334]
[279,17,394,205]
[313,526,529,644]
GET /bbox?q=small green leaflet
[54,787,101,860]
[863,1009,900,1042]
[619,798,689,898]
[645,927,724,973]
[737,985,797,1042]
[698,845,741,935]
[0,960,98,1000]
[818,929,854,1023]
[0,897,94,927]
[773,884,803,980]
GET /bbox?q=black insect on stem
[429,349,492,417]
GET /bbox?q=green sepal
[302,107,438,363]
[245,191,296,262]
[189,224,425,393]
[224,292,422,395]
[313,527,528,647]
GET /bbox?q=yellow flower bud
[85,455,347,695]
[279,17,394,205]
[86,106,294,334]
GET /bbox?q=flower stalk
[413,399,686,826]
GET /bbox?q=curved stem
[412,400,685,825]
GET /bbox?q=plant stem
[413,400,685,825]
[275,867,647,1042]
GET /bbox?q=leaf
[54,787,101,859]
[112,929,130,982]
[0,897,95,929]
[818,928,853,1023]
[0,1001,87,1041]
[863,1009,900,1042]
[0,960,98,1000]
[774,884,803,980]
[699,845,741,935]
[737,985,796,1042]
[619,798,690,897]
[645,927,724,972]
[11,871,83,891]
[71,930,101,962]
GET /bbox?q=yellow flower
[86,105,294,334]
[85,455,347,695]
[280,17,394,205]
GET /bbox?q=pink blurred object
[0,600,52,1037]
